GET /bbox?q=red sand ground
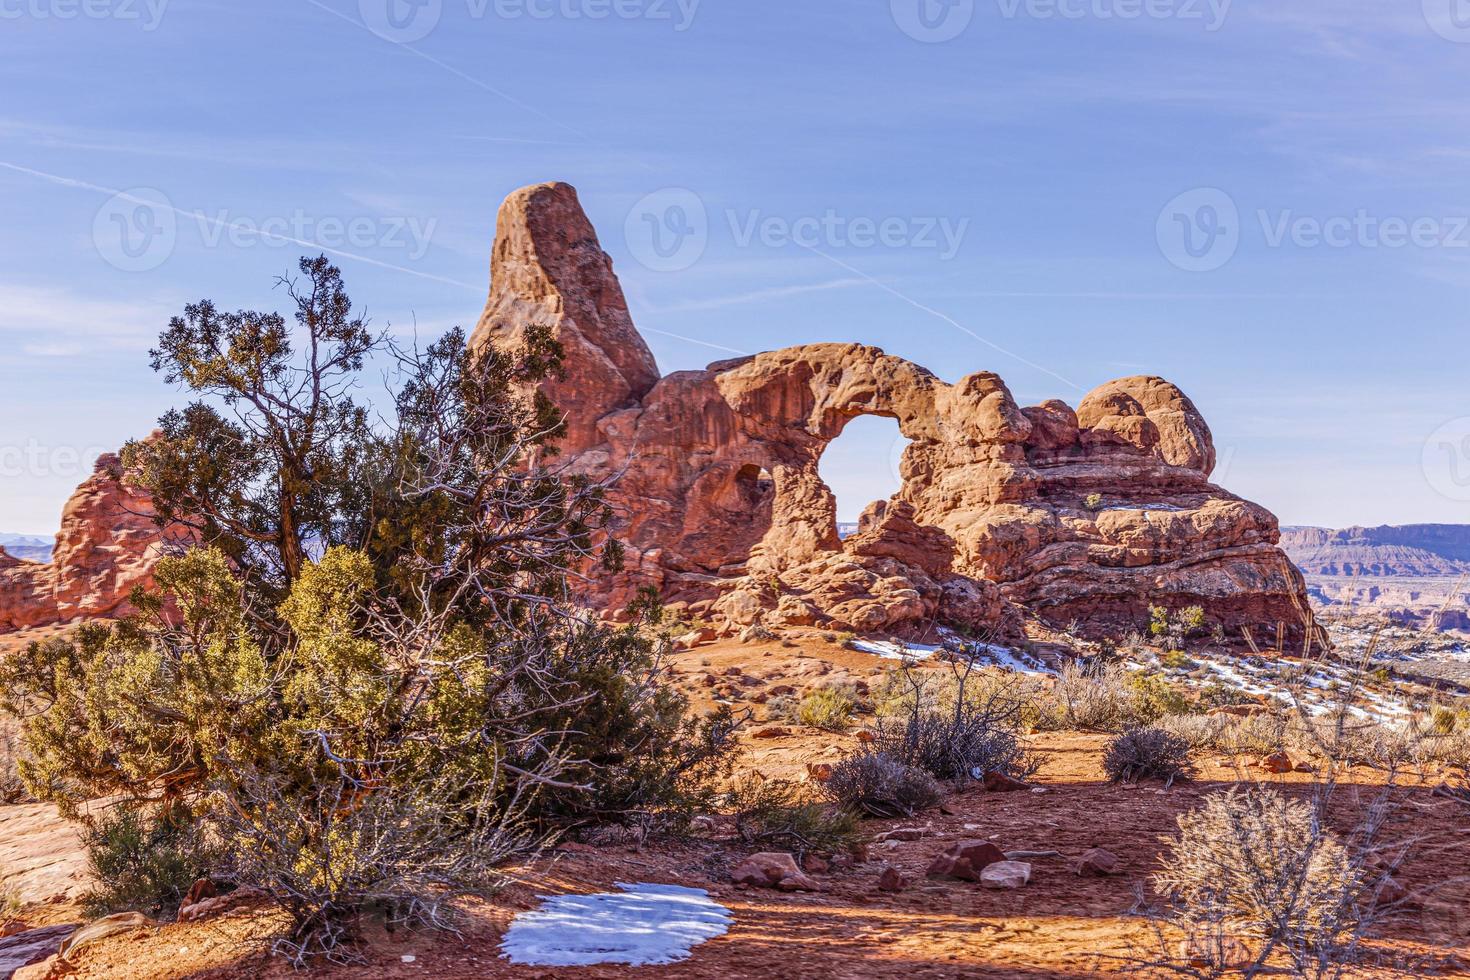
[7,636,1470,979]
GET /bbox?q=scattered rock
[877,827,927,843]
[980,861,1032,890]
[1074,848,1120,877]
[180,877,216,909]
[805,763,834,783]
[876,866,908,893]
[0,925,75,980]
[802,854,830,874]
[1259,751,1296,774]
[731,853,821,892]
[57,912,154,960]
[176,887,266,925]
[751,726,791,740]
[926,840,1006,882]
[982,771,1031,792]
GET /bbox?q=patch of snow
[499,883,732,968]
[851,639,942,661]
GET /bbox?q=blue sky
[3,0,1470,532]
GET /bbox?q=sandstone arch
[470,181,1312,643]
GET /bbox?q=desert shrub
[0,259,739,964]
[727,775,862,857]
[1156,712,1230,750]
[1198,680,1254,709]
[0,722,28,805]
[824,751,942,817]
[1160,649,1197,671]
[1149,604,1206,652]
[1154,786,1365,967]
[0,885,21,932]
[1103,727,1195,784]
[1037,662,1190,732]
[772,685,859,731]
[872,657,1040,783]
[81,807,216,918]
[1127,674,1194,723]
[1085,492,1104,511]
[1219,710,1293,757]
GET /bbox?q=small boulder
[876,866,908,893]
[877,827,927,843]
[732,852,821,892]
[1074,847,1120,877]
[802,854,830,874]
[980,860,1032,890]
[926,840,1006,882]
[982,771,1031,792]
[1258,751,1295,774]
[751,726,791,739]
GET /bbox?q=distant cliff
[1281,524,1470,578]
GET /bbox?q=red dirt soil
[9,637,1470,979]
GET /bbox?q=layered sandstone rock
[0,450,179,633]
[475,181,1311,642]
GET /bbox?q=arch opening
[817,414,911,539]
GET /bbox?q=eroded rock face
[0,451,180,633]
[472,182,1312,641]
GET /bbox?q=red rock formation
[470,181,1313,642]
[0,450,180,633]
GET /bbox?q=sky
[3,0,1470,532]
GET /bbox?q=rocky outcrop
[474,182,1311,642]
[0,450,180,633]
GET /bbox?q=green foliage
[1149,604,1207,653]
[1127,674,1195,723]
[1160,649,1197,671]
[0,258,735,963]
[728,775,862,857]
[773,686,859,732]
[1084,492,1104,511]
[80,807,215,918]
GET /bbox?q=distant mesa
[1281,524,1470,578]
[1281,524,1470,633]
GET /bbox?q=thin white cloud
[639,277,868,314]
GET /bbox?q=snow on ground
[499,883,732,967]
[851,639,942,661]
[850,638,1055,675]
